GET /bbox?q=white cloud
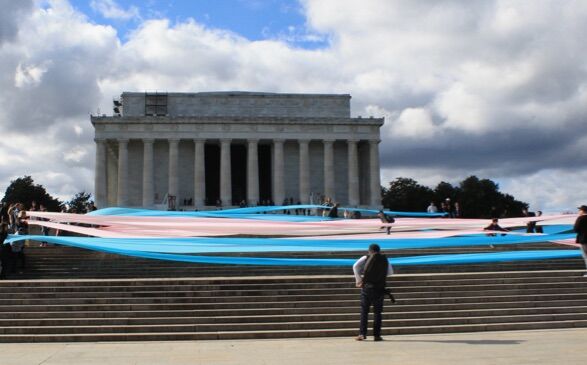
[500,169,587,213]
[394,108,438,139]
[90,0,139,21]
[63,146,87,163]
[14,61,51,88]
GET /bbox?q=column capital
[323,139,335,144]
[247,138,260,144]
[142,138,155,144]
[220,138,232,144]
[298,139,310,145]
[347,138,359,144]
[168,138,180,144]
[369,139,381,145]
[273,138,285,144]
[193,138,206,144]
[117,138,129,144]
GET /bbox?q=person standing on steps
[535,211,544,234]
[353,243,394,341]
[328,203,340,218]
[573,205,587,277]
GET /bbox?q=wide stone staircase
[0,243,586,342]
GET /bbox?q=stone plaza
[91,92,384,209]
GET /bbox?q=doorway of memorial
[204,144,220,206]
[231,144,247,206]
[258,144,272,205]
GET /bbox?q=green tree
[380,175,528,217]
[459,175,527,218]
[1,176,62,211]
[382,177,434,211]
[67,191,94,213]
[434,181,460,203]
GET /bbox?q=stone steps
[2,305,587,326]
[1,244,586,342]
[9,242,582,280]
[1,271,587,342]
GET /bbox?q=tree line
[382,176,528,218]
[1,176,94,213]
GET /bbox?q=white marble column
[347,139,359,207]
[220,139,232,206]
[247,139,259,206]
[94,138,107,208]
[193,139,206,208]
[299,139,310,204]
[323,139,335,202]
[116,138,129,206]
[369,140,382,208]
[273,139,285,205]
[168,139,180,203]
[142,139,154,208]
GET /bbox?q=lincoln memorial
[91,92,384,210]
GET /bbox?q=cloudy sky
[0,0,585,212]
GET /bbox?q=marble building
[91,91,384,210]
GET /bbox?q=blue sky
[68,0,328,47]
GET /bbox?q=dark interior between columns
[204,144,220,205]
[231,144,247,205]
[258,144,272,203]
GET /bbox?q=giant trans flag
[7,205,581,266]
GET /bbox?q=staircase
[0,243,585,342]
[13,243,587,279]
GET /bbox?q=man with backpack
[353,243,394,341]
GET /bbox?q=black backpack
[362,253,388,288]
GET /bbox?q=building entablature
[91,116,384,142]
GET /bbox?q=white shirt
[353,255,394,286]
[427,205,438,213]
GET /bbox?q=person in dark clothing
[484,218,508,236]
[522,209,537,233]
[328,203,339,218]
[11,210,28,273]
[353,243,394,341]
[0,202,9,226]
[0,223,11,279]
[377,210,395,234]
[574,205,587,277]
[535,211,544,234]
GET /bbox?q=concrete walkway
[1,328,586,365]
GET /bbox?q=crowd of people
[0,200,97,279]
[426,198,462,218]
[0,202,31,278]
